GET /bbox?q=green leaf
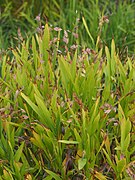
[58,56,75,94]
[58,140,79,144]
[3,169,14,180]
[31,131,45,149]
[0,145,5,158]
[111,39,116,75]
[125,119,131,137]
[21,92,39,116]
[83,66,95,106]
[45,170,62,180]
[44,176,52,180]
[78,158,87,170]
[21,92,55,132]
[102,148,116,172]
[32,36,38,70]
[13,161,22,179]
[123,134,130,152]
[28,148,39,167]
[94,171,107,180]
[117,158,126,173]
[34,93,55,132]
[82,16,94,45]
[14,142,24,162]
[105,46,111,66]
[1,55,7,78]
[42,24,50,64]
[74,128,82,144]
[111,39,115,58]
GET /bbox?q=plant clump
[0,23,135,179]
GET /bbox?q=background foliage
[0,0,135,54]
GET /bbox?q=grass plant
[0,23,135,179]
